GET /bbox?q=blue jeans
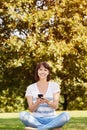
[19,111,70,129]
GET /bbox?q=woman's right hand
[37,98,45,104]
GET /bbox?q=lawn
[0,111,87,130]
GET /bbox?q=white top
[25,81,60,117]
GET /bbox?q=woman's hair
[35,61,51,81]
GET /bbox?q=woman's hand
[37,97,45,104]
[37,97,51,105]
[44,98,50,104]
[43,92,60,110]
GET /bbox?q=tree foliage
[0,0,87,111]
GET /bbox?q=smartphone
[38,94,43,98]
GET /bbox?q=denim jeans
[19,111,70,130]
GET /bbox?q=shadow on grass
[0,117,87,130]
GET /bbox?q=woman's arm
[44,92,60,109]
[26,96,44,112]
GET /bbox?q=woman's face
[38,65,49,80]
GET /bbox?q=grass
[0,111,87,130]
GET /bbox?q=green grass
[0,111,87,130]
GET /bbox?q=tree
[0,0,87,111]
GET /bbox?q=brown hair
[35,61,51,81]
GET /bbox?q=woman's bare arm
[26,96,44,112]
[44,92,60,109]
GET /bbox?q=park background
[0,0,87,129]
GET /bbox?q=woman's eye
[39,68,47,71]
[39,68,42,71]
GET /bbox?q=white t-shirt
[25,81,60,117]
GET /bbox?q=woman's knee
[63,112,71,121]
[19,111,29,120]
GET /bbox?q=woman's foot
[25,127,62,130]
[54,128,62,130]
[25,127,37,130]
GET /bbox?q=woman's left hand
[44,98,50,104]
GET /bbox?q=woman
[20,61,70,130]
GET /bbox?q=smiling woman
[35,62,50,82]
[19,61,70,130]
